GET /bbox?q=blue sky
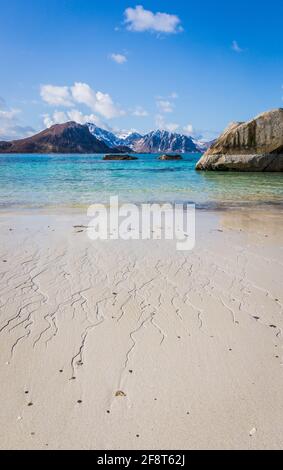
[0,0,282,140]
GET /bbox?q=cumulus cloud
[132,106,148,117]
[155,114,179,133]
[71,82,125,119]
[43,109,101,128]
[40,82,125,119]
[183,124,194,135]
[0,108,21,121]
[70,82,96,109]
[156,99,174,113]
[67,109,100,125]
[95,91,124,118]
[0,97,34,140]
[42,111,67,128]
[110,53,127,64]
[124,5,182,34]
[232,40,243,53]
[40,85,73,106]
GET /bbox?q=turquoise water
[0,153,283,210]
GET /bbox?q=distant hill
[0,122,123,154]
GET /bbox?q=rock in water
[158,154,183,160]
[196,109,283,171]
[103,154,138,161]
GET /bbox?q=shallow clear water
[0,153,283,210]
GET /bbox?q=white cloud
[183,124,194,135]
[96,91,125,119]
[0,97,34,140]
[132,106,148,117]
[43,111,67,128]
[40,82,125,120]
[71,82,125,119]
[70,82,96,109]
[43,109,101,128]
[232,40,243,53]
[0,124,34,140]
[124,5,182,34]
[156,99,174,113]
[110,53,127,64]
[155,114,179,133]
[67,109,100,125]
[40,85,73,106]
[164,122,179,133]
[170,91,179,99]
[0,108,21,120]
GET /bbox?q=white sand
[0,208,282,450]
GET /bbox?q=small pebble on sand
[249,427,257,437]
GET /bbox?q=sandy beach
[0,207,282,450]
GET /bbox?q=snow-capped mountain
[87,124,142,149]
[87,124,208,153]
[132,130,198,153]
[123,132,143,147]
[191,138,211,152]
[87,123,122,148]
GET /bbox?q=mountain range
[0,121,209,154]
[87,124,208,153]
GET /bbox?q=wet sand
[0,208,282,449]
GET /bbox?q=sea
[0,153,283,211]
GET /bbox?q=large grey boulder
[196,109,283,171]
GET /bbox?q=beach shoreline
[0,207,283,450]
